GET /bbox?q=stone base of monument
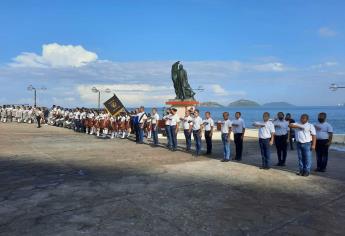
[165,99,199,117]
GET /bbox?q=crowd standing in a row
[1,104,333,177]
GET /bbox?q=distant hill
[199,101,224,108]
[228,99,260,107]
[262,102,295,107]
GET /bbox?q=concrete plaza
[0,123,345,235]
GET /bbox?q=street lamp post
[27,85,47,106]
[91,87,111,109]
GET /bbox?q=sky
[0,0,344,107]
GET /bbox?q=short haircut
[278,112,285,116]
[205,111,210,115]
[194,109,200,113]
[301,114,309,120]
[319,112,327,118]
[235,112,241,116]
[263,112,270,117]
[223,112,229,116]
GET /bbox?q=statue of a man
[171,61,195,100]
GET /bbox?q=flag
[103,94,127,116]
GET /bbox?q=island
[228,99,260,107]
[199,101,224,108]
[262,102,295,107]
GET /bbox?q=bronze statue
[171,61,195,100]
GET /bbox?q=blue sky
[0,0,344,107]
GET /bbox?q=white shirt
[192,116,203,131]
[203,118,214,131]
[220,119,232,134]
[169,114,180,126]
[255,121,275,139]
[137,112,147,124]
[232,118,246,134]
[163,114,171,126]
[151,113,159,124]
[182,116,193,130]
[273,119,289,136]
[74,111,80,119]
[314,122,333,140]
[293,122,316,143]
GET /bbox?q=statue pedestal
[165,99,199,117]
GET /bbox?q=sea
[140,106,345,134]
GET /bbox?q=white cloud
[211,84,229,96]
[318,27,338,38]
[10,43,98,68]
[252,62,286,72]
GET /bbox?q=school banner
[103,94,127,116]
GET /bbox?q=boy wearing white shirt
[137,106,147,144]
[163,108,172,148]
[289,114,316,176]
[181,110,193,151]
[253,112,275,169]
[151,108,160,146]
[219,112,232,162]
[192,109,203,156]
[273,112,290,166]
[169,108,180,151]
[232,112,245,161]
[314,112,333,172]
[203,112,214,155]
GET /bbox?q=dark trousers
[170,125,177,149]
[289,131,295,150]
[36,116,41,128]
[275,135,288,164]
[234,133,243,160]
[204,130,212,154]
[193,130,202,155]
[165,125,172,148]
[259,138,271,168]
[184,129,191,150]
[316,139,329,170]
[134,124,140,142]
[152,125,158,145]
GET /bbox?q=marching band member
[137,106,147,144]
[191,109,203,156]
[163,108,172,148]
[169,108,180,151]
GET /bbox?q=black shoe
[304,172,310,177]
[296,171,303,176]
[276,163,281,166]
[221,159,229,162]
[314,168,321,172]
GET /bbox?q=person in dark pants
[191,109,203,156]
[35,107,43,128]
[137,106,147,144]
[273,112,289,166]
[314,112,333,172]
[169,108,180,151]
[182,110,193,151]
[253,112,275,170]
[203,111,214,155]
[150,108,160,146]
[163,108,172,148]
[285,113,295,150]
[133,108,140,143]
[232,112,245,161]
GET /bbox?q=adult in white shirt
[273,112,290,166]
[232,112,246,161]
[219,112,232,162]
[203,112,214,155]
[181,109,193,151]
[289,114,316,176]
[151,108,160,146]
[137,106,147,144]
[169,108,180,151]
[192,109,203,156]
[253,112,275,169]
[314,112,333,172]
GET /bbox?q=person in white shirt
[192,109,203,156]
[169,108,180,151]
[253,112,275,169]
[232,112,246,161]
[181,110,193,151]
[289,114,316,176]
[151,108,160,146]
[163,108,172,148]
[137,106,147,144]
[273,112,290,166]
[34,107,43,128]
[74,108,81,132]
[219,112,232,162]
[314,112,333,172]
[203,112,214,155]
